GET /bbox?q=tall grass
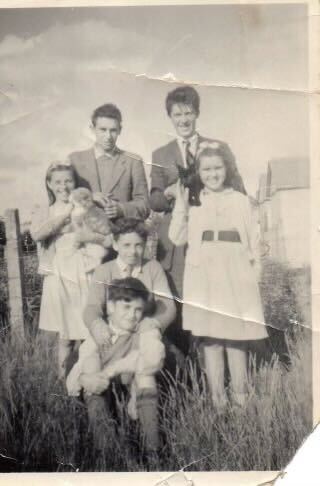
[0,256,312,472]
[0,327,312,472]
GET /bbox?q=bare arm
[30,205,72,242]
[74,227,112,248]
[168,182,189,246]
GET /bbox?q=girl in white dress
[31,162,110,379]
[169,143,269,407]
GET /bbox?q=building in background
[257,157,309,269]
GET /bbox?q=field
[0,253,313,472]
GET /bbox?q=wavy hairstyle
[186,143,247,205]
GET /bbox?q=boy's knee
[135,374,157,391]
[82,352,101,374]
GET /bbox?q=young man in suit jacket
[150,86,245,353]
[69,103,150,222]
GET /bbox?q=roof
[267,157,309,195]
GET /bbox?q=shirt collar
[94,144,120,160]
[109,320,132,342]
[116,256,142,277]
[177,132,199,150]
[201,187,234,197]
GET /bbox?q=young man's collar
[177,132,199,158]
[177,132,199,146]
[109,320,131,339]
[94,144,120,159]
[116,255,143,277]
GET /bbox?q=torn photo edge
[0,0,318,484]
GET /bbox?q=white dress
[38,204,91,340]
[169,187,268,341]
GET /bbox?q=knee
[135,374,157,391]
[82,352,101,374]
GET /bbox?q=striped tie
[184,140,194,168]
[183,140,200,206]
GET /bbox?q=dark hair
[195,146,247,196]
[166,86,200,116]
[45,162,79,206]
[108,277,149,305]
[112,218,149,242]
[91,103,122,127]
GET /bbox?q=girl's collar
[201,187,234,196]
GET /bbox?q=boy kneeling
[67,277,165,454]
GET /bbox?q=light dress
[38,203,91,340]
[169,187,268,341]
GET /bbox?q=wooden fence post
[4,209,25,337]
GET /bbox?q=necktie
[184,140,194,168]
[181,141,201,206]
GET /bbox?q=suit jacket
[69,148,150,220]
[150,136,245,276]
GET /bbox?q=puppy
[177,165,201,206]
[70,187,112,271]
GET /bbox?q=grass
[0,255,313,472]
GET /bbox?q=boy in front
[80,218,176,454]
[78,277,164,455]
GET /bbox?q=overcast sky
[0,4,308,221]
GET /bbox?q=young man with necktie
[150,85,245,354]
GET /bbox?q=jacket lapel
[79,148,101,193]
[171,140,184,168]
[106,150,127,195]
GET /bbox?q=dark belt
[202,230,241,243]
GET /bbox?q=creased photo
[0,1,316,482]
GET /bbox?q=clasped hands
[93,192,123,219]
[79,317,161,395]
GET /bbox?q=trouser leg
[226,343,248,406]
[135,375,159,453]
[84,392,106,450]
[202,341,226,407]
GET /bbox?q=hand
[138,317,161,334]
[92,192,108,208]
[74,227,98,245]
[80,371,110,395]
[104,200,122,219]
[250,258,262,281]
[164,183,178,201]
[174,179,189,210]
[61,203,73,223]
[90,318,112,346]
[102,234,113,249]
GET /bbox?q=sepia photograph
[0,1,316,480]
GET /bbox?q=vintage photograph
[0,2,313,476]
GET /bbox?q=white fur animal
[69,188,112,272]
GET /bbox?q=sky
[0,4,309,221]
